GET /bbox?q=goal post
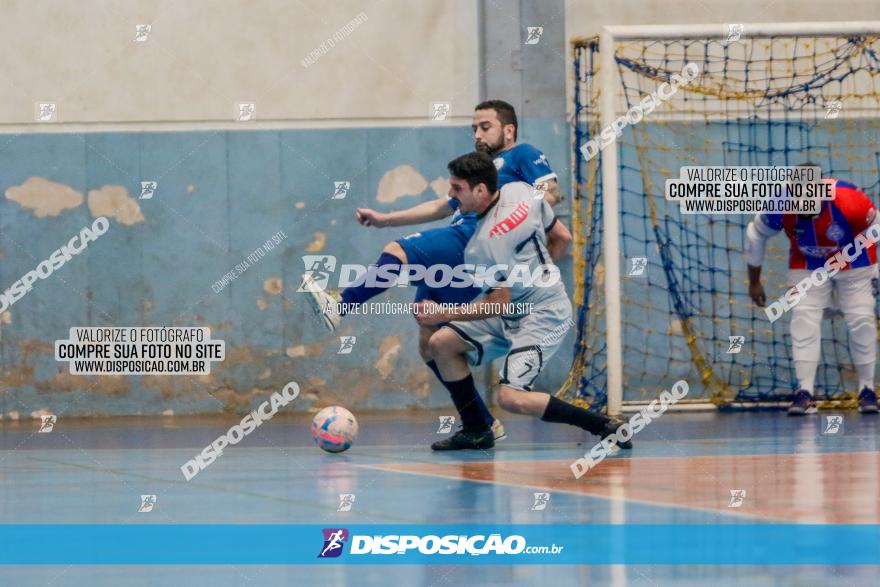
[562,22,880,414]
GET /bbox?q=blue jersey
[757,180,877,270]
[493,142,557,188]
[399,143,556,304]
[446,142,556,234]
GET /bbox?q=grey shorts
[443,297,573,391]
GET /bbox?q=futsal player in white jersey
[417,151,631,450]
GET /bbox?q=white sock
[794,361,818,393]
[855,362,875,391]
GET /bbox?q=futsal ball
[311,406,358,453]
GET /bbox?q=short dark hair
[447,151,498,194]
[475,99,518,141]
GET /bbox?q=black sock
[439,373,491,431]
[541,395,608,434]
[427,361,494,428]
[425,360,443,382]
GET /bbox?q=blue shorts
[397,225,482,304]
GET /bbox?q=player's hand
[748,281,766,307]
[413,301,445,325]
[356,208,389,228]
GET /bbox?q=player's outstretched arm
[747,264,766,307]
[537,178,563,206]
[546,217,572,261]
[355,198,453,228]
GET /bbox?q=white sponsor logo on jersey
[825,224,845,242]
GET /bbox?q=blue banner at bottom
[0,524,878,565]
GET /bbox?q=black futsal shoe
[431,427,495,451]
[600,416,633,450]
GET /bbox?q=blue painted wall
[0,121,573,417]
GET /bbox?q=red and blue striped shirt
[757,180,878,270]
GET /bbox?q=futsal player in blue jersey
[301,100,564,441]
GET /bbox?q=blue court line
[1,524,878,564]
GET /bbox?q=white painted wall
[0,0,479,129]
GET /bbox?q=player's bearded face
[475,132,504,156]
[472,110,505,156]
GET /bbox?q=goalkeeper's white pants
[788,264,878,391]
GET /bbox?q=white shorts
[787,264,878,312]
[443,297,573,391]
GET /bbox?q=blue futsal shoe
[858,387,879,414]
[787,389,817,416]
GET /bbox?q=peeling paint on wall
[374,335,401,379]
[0,124,556,417]
[429,176,450,198]
[209,387,273,412]
[36,371,130,396]
[286,343,323,358]
[306,232,326,252]
[5,177,83,217]
[224,346,258,365]
[377,165,428,203]
[263,277,283,296]
[87,185,145,225]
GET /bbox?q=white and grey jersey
[465,181,566,307]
